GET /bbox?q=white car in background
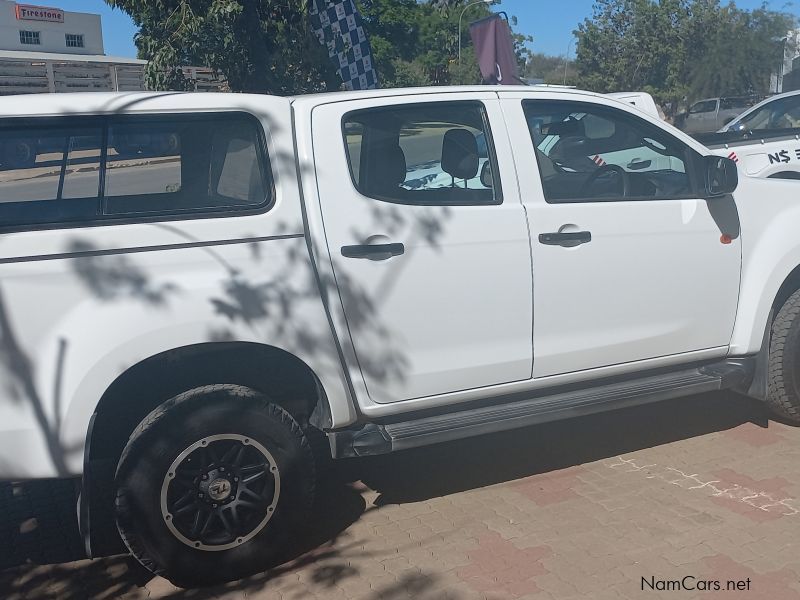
[695,90,800,180]
[721,89,800,133]
[607,91,662,119]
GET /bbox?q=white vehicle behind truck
[4,87,800,586]
[693,90,800,180]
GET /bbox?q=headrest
[543,117,585,138]
[371,144,407,190]
[441,129,479,181]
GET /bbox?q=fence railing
[0,60,226,95]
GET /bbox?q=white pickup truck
[1,87,799,586]
[692,90,800,180]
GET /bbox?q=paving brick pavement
[4,391,800,599]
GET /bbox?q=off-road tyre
[767,288,800,422]
[114,384,315,587]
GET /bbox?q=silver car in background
[678,96,759,133]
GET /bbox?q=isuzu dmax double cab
[2,87,800,586]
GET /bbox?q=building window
[19,30,40,45]
[65,34,84,49]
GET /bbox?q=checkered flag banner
[309,0,379,90]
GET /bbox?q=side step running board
[330,359,753,458]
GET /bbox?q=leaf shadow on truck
[0,102,446,580]
[0,98,419,474]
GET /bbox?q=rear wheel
[114,385,315,587]
[767,289,800,422]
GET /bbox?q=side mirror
[480,161,492,188]
[704,155,738,197]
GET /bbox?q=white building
[0,0,104,54]
[0,1,146,94]
[771,29,800,94]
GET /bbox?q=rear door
[311,93,532,404]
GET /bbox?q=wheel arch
[80,341,334,557]
[88,341,330,464]
[741,263,800,402]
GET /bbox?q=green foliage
[525,52,577,85]
[107,0,530,93]
[362,1,531,87]
[105,0,340,94]
[574,0,797,113]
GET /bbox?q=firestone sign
[15,4,65,23]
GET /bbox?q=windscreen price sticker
[642,576,751,592]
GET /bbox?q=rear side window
[720,97,752,110]
[689,100,717,114]
[0,112,272,230]
[342,101,501,205]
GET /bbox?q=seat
[441,128,479,186]
[367,144,407,198]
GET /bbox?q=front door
[500,93,741,379]
[312,94,532,404]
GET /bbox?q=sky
[49,0,800,59]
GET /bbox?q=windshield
[735,95,800,131]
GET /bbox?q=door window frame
[523,99,704,204]
[340,100,504,207]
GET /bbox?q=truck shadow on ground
[0,390,774,599]
[349,391,771,505]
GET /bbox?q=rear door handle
[341,243,405,260]
[538,231,592,247]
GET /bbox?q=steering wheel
[579,164,630,198]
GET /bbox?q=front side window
[343,101,500,205]
[0,112,272,229]
[65,34,84,48]
[524,100,694,203]
[19,30,40,45]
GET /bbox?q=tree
[524,52,577,85]
[684,2,795,100]
[106,0,531,93]
[105,0,340,94]
[574,0,796,115]
[360,0,531,87]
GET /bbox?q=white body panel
[729,175,800,354]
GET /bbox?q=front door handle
[341,242,405,260]
[538,231,592,247]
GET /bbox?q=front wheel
[114,385,315,587]
[767,289,800,423]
